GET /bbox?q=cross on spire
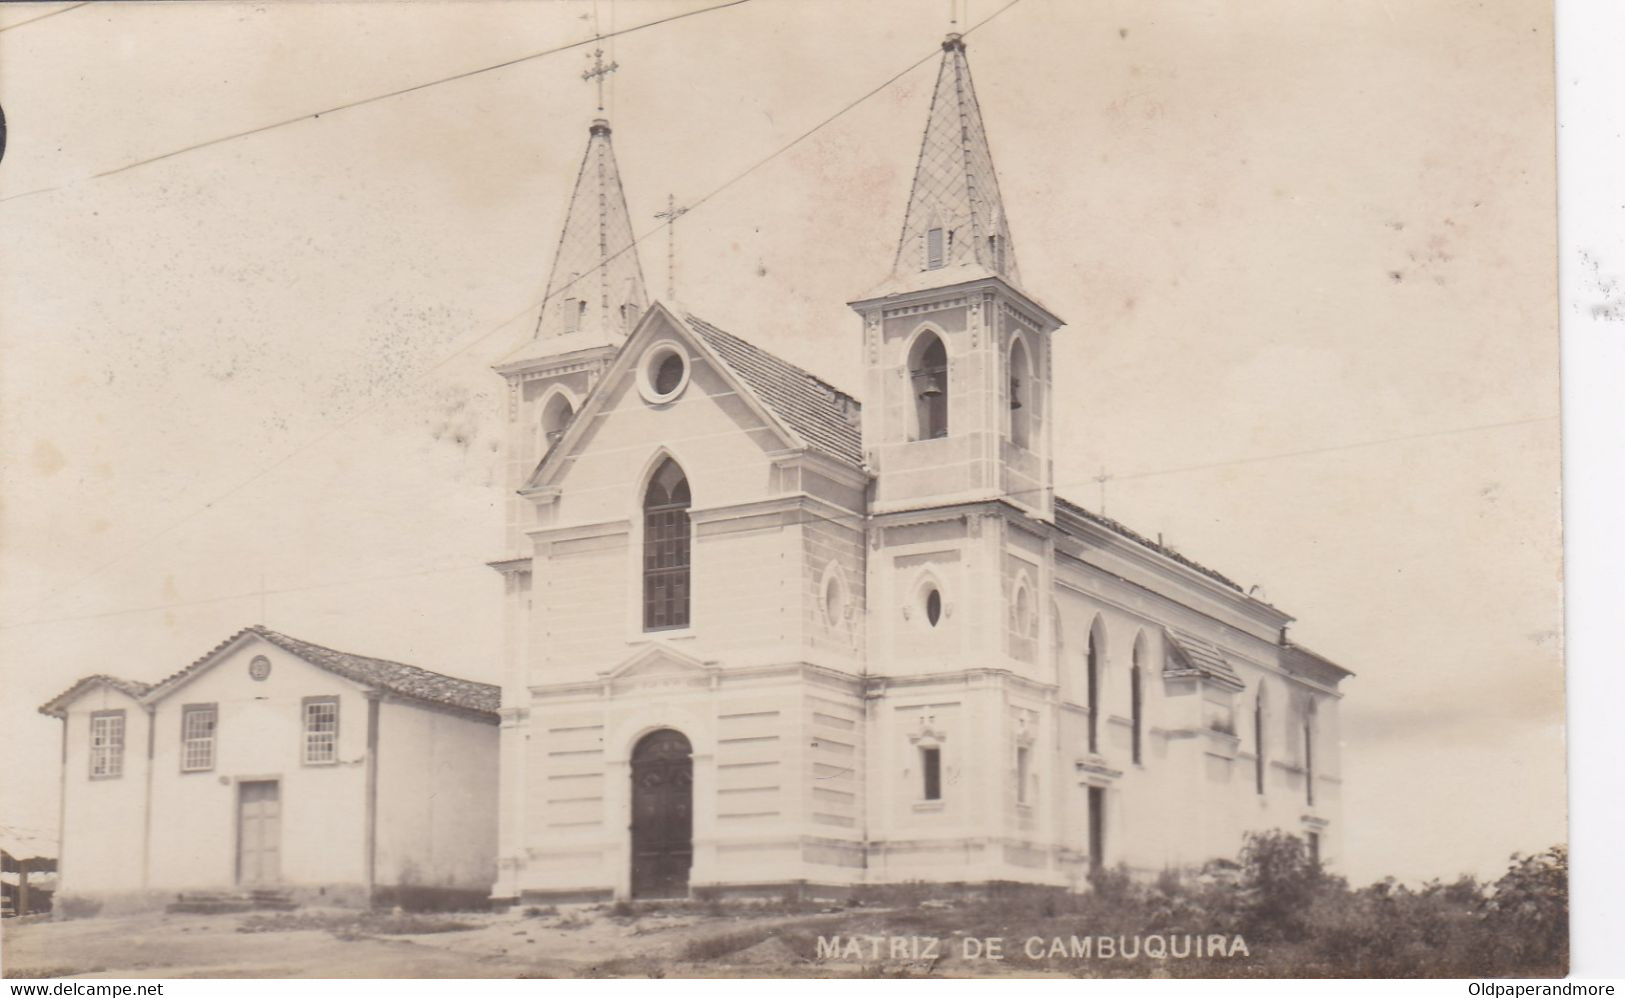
[654,194,690,300]
[582,47,619,114]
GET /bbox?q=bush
[1237,829,1325,941]
[1483,846,1568,972]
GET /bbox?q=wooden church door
[630,729,693,898]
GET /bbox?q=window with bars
[303,697,339,765]
[180,704,217,772]
[89,710,125,779]
[642,458,692,631]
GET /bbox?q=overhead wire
[2,0,1024,627]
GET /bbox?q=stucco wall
[58,687,150,897]
[375,699,498,893]
[145,640,369,891]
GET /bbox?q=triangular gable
[599,642,718,681]
[136,626,498,718]
[525,301,815,492]
[136,627,363,706]
[37,674,153,718]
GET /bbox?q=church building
[490,33,1351,905]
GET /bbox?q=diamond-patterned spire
[534,118,649,342]
[892,33,1019,285]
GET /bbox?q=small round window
[823,574,844,627]
[1013,581,1033,635]
[639,343,690,403]
[924,587,943,627]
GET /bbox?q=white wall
[57,686,149,897]
[146,639,368,891]
[375,699,498,893]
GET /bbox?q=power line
[0,1,87,35]
[2,563,488,631]
[0,0,753,205]
[6,5,1022,624]
[1,411,1551,632]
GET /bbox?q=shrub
[1237,829,1322,941]
[1483,846,1568,972]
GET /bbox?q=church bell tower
[849,32,1063,521]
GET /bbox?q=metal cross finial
[582,47,619,113]
[1094,465,1112,515]
[654,193,690,300]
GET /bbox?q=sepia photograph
[0,0,1576,980]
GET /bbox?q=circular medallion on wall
[249,655,272,681]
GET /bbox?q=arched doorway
[630,729,693,898]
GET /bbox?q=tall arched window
[1254,690,1266,795]
[643,458,691,631]
[1130,634,1145,766]
[909,332,949,441]
[540,392,575,449]
[1008,337,1032,449]
[1303,704,1316,806]
[1085,621,1103,755]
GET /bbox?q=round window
[924,587,943,627]
[639,343,690,403]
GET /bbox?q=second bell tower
[849,33,1063,521]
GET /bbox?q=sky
[0,0,1563,887]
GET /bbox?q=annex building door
[237,780,282,885]
[630,729,693,898]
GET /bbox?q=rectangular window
[1015,745,1031,805]
[303,697,339,765]
[180,704,217,772]
[1087,786,1106,873]
[921,746,942,801]
[642,507,692,630]
[926,227,945,269]
[89,710,125,779]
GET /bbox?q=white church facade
[489,34,1351,905]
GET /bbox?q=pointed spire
[534,118,649,342]
[892,32,1020,286]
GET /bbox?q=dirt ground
[0,905,874,979]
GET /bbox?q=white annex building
[490,34,1352,905]
[40,627,500,912]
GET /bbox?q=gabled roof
[244,627,500,717]
[43,626,499,721]
[891,33,1021,287]
[37,675,153,718]
[1163,630,1246,691]
[1055,495,1248,595]
[683,314,864,471]
[531,118,648,345]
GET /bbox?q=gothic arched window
[1130,633,1146,766]
[642,458,691,631]
[909,332,949,441]
[1254,690,1267,795]
[1085,620,1104,755]
[1008,337,1033,449]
